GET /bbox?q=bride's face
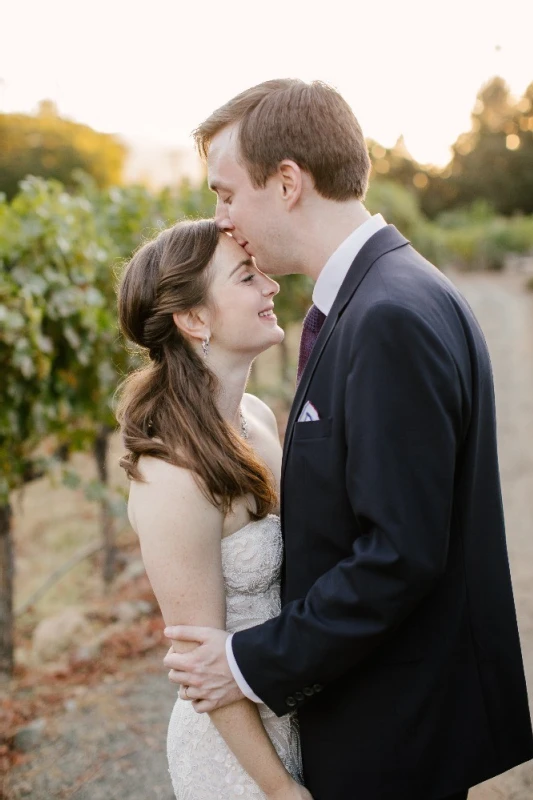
[206,234,284,358]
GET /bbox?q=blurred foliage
[416,78,533,218]
[0,101,126,200]
[366,179,425,240]
[365,179,533,271]
[0,175,215,501]
[275,274,313,326]
[432,203,533,271]
[368,136,425,196]
[367,77,533,220]
[442,78,533,216]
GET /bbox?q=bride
[116,219,311,799]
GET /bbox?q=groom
[163,80,533,799]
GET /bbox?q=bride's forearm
[168,637,294,793]
[208,699,294,796]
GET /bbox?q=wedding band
[184,685,190,699]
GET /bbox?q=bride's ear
[172,308,211,344]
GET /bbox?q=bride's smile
[204,233,285,362]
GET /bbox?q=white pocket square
[298,401,320,422]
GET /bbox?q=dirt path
[4,652,177,800]
[5,270,533,800]
[448,270,533,800]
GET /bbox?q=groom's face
[208,125,292,276]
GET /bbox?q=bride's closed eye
[242,274,255,283]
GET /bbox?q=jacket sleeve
[232,301,465,716]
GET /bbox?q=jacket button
[285,696,297,707]
[294,691,304,702]
[313,684,323,693]
[303,686,314,696]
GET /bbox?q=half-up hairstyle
[116,219,277,520]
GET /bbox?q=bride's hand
[266,780,314,800]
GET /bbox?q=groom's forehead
[207,163,234,194]
[208,126,240,172]
[208,134,246,190]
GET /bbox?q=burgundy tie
[297,304,327,385]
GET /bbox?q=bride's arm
[129,457,300,799]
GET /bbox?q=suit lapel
[282,225,409,479]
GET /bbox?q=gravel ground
[5,270,533,800]
[449,270,533,800]
[4,654,177,800]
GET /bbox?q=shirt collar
[312,214,387,316]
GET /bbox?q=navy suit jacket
[233,226,533,800]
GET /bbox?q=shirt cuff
[226,633,263,703]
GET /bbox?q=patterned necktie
[297,304,327,386]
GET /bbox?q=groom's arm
[231,301,465,716]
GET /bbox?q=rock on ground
[32,608,91,663]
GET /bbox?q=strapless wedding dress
[167,514,302,798]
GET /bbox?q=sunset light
[2,0,532,171]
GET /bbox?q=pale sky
[1,0,532,167]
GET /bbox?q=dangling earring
[202,336,210,360]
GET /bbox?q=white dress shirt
[226,213,388,703]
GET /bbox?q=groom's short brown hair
[194,79,371,201]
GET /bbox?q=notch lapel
[281,226,409,479]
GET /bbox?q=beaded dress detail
[166,514,302,798]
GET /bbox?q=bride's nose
[262,277,280,296]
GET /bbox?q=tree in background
[0,177,127,664]
[366,179,425,241]
[0,101,126,200]
[367,136,429,195]
[422,78,533,217]
[0,174,218,676]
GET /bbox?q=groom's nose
[215,201,234,232]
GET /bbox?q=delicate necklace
[239,408,249,440]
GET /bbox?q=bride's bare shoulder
[242,393,279,436]
[133,453,189,484]
[127,456,216,533]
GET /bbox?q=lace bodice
[167,515,302,799]
[223,514,283,634]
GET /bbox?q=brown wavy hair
[116,219,277,519]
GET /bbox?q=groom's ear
[278,160,302,210]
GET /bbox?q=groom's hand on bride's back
[163,625,244,713]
